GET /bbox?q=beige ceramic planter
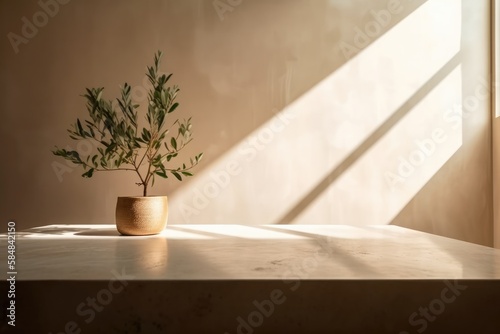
[115,196,168,236]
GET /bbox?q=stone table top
[1,224,499,280]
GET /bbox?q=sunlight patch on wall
[295,66,462,225]
[169,0,461,225]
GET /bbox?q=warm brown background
[0,0,496,246]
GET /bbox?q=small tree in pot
[53,51,202,235]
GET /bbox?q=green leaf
[181,171,193,177]
[171,171,182,181]
[160,90,167,106]
[168,102,179,114]
[155,170,168,178]
[170,137,177,150]
[52,148,67,157]
[82,168,94,178]
[141,128,151,142]
[68,150,82,163]
[105,142,116,155]
[76,119,84,137]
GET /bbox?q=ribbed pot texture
[115,196,168,236]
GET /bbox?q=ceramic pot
[115,196,168,236]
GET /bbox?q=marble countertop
[1,224,499,280]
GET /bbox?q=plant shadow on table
[75,229,121,236]
[22,226,95,235]
[18,226,121,237]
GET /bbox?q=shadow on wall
[180,0,430,182]
[390,0,492,246]
[169,0,470,233]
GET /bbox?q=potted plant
[52,51,203,236]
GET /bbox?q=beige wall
[494,0,500,249]
[391,0,493,246]
[0,0,494,246]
